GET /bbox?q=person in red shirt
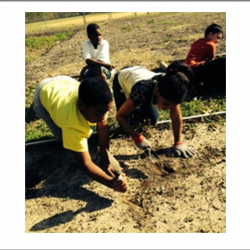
[185,23,226,95]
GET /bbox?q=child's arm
[96,119,114,176]
[170,105,195,158]
[74,150,128,193]
[83,41,114,70]
[116,98,151,149]
[85,58,114,71]
[170,105,183,143]
[206,42,216,60]
[116,98,138,137]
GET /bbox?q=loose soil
[25,12,226,233]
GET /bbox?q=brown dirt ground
[26,123,226,233]
[25,12,226,233]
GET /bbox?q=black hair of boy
[87,23,100,37]
[78,77,112,107]
[158,62,194,104]
[205,23,223,37]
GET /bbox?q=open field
[25,12,226,233]
[25,12,149,34]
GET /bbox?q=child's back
[185,38,216,67]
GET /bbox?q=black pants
[193,57,226,94]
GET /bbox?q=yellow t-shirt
[40,76,96,152]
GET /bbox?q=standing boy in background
[80,23,115,82]
[185,23,226,95]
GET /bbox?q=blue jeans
[84,66,111,79]
[133,105,159,125]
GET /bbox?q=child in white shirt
[81,23,115,82]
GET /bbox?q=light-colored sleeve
[82,41,92,61]
[97,40,110,63]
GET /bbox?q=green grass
[158,95,226,121]
[26,30,74,50]
[147,19,155,24]
[25,122,54,142]
[25,29,75,64]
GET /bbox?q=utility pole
[43,12,48,31]
[82,13,86,28]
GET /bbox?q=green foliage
[180,96,226,117]
[25,30,73,50]
[25,122,54,142]
[158,95,226,122]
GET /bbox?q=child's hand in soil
[173,142,195,158]
[110,173,128,193]
[133,134,151,150]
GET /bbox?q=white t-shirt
[82,39,111,64]
[118,66,162,98]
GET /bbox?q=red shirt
[185,38,216,67]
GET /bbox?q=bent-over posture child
[112,62,195,158]
[32,75,128,193]
[185,23,226,95]
[80,23,115,82]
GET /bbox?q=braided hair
[157,61,194,104]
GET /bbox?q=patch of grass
[25,122,54,142]
[158,95,226,121]
[25,29,75,64]
[25,57,36,64]
[121,25,132,32]
[163,37,171,42]
[25,29,74,50]
[147,19,154,24]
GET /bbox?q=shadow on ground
[25,136,160,231]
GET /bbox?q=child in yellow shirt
[32,75,128,193]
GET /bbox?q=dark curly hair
[78,77,112,107]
